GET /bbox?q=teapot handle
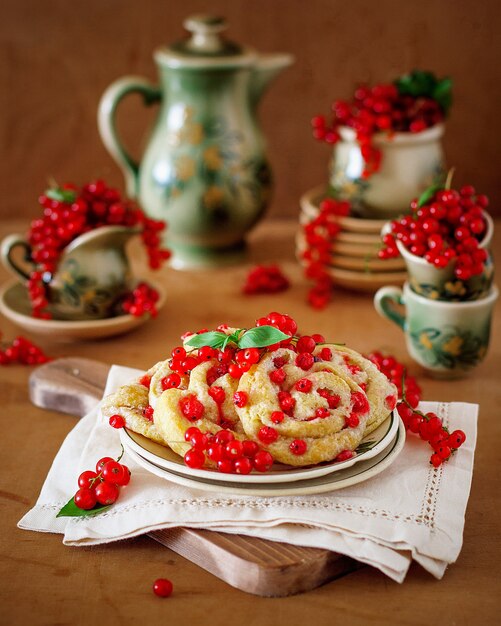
[1,234,34,283]
[98,77,161,198]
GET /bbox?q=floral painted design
[162,107,271,223]
[410,326,488,370]
[410,273,493,302]
[53,259,128,318]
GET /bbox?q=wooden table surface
[0,218,500,625]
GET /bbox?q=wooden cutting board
[29,357,361,596]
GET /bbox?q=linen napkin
[18,365,478,583]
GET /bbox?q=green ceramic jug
[98,15,293,268]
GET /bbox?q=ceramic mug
[382,211,494,302]
[329,124,445,218]
[374,282,499,378]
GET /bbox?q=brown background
[1,0,500,221]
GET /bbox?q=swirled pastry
[154,359,244,460]
[235,348,371,466]
[101,311,399,473]
[313,345,398,435]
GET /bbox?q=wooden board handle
[29,357,111,417]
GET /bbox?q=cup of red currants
[311,70,451,218]
[375,181,497,377]
[379,183,494,302]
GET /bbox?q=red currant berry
[171,346,186,359]
[449,429,466,448]
[74,488,97,510]
[295,378,313,393]
[95,481,119,505]
[115,464,131,486]
[335,450,354,462]
[214,429,235,445]
[184,448,205,469]
[289,439,307,455]
[207,443,225,462]
[225,440,244,459]
[208,386,225,404]
[78,470,99,490]
[161,373,181,390]
[242,440,259,458]
[233,391,249,408]
[252,450,274,472]
[179,395,204,421]
[95,456,114,473]
[102,460,125,484]
[295,353,314,370]
[296,336,316,353]
[258,426,279,445]
[270,410,285,424]
[430,453,442,468]
[216,459,234,473]
[234,457,252,474]
[153,578,173,598]
[228,363,243,378]
[109,414,125,429]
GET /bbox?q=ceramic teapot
[1,226,137,320]
[98,15,293,268]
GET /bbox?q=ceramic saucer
[123,421,406,496]
[0,279,166,341]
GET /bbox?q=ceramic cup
[0,226,137,320]
[374,282,499,378]
[329,124,445,218]
[382,211,494,301]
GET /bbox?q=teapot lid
[154,15,257,68]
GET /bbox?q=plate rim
[120,410,400,485]
[124,421,406,496]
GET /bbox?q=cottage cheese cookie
[101,379,166,445]
[154,359,244,461]
[315,345,398,435]
[235,348,370,466]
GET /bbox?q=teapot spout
[250,53,294,107]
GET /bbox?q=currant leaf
[417,183,443,208]
[45,187,78,204]
[238,325,289,349]
[185,331,228,349]
[56,498,112,518]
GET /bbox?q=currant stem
[445,167,455,191]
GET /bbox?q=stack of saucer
[297,186,407,292]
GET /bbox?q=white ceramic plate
[0,279,166,341]
[119,410,400,484]
[124,421,406,496]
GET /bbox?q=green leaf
[417,183,443,207]
[45,187,77,204]
[185,331,228,349]
[432,77,453,115]
[238,325,290,349]
[56,497,112,518]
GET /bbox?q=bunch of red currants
[379,185,489,281]
[26,180,170,318]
